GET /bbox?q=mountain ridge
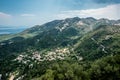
[0,17,120,80]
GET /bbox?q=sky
[0,0,120,27]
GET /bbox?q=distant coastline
[0,27,27,34]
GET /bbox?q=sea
[0,26,27,34]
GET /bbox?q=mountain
[0,17,120,80]
[0,17,97,57]
[74,25,120,60]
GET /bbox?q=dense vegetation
[32,54,120,80]
[1,54,120,80]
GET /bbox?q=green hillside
[0,17,120,80]
[74,25,120,60]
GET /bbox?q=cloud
[55,4,120,20]
[0,12,13,25]
[93,0,120,4]
[0,12,40,26]
[0,12,12,18]
[21,14,36,17]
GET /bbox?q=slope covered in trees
[0,17,120,80]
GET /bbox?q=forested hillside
[0,17,120,80]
